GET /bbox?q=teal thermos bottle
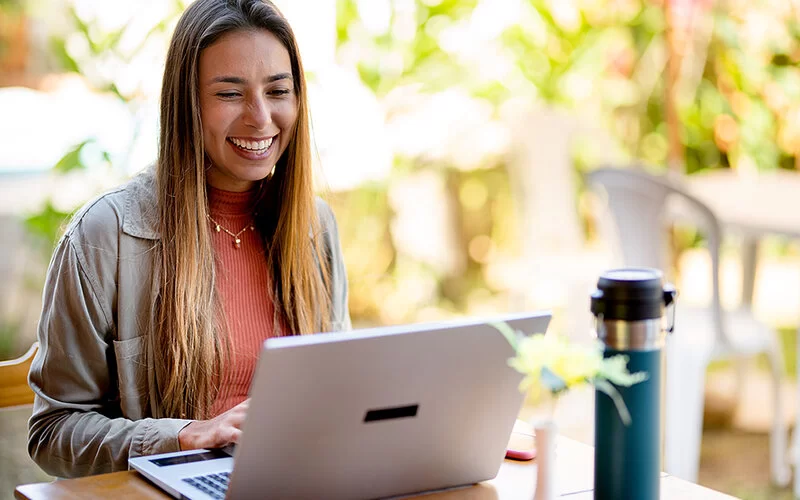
[591,268,676,500]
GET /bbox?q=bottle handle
[663,284,677,334]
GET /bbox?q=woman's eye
[216,92,240,99]
[269,89,291,96]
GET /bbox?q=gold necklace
[207,214,255,249]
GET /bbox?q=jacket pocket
[113,336,148,420]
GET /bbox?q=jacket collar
[122,166,161,240]
[121,166,318,241]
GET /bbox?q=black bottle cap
[591,268,676,321]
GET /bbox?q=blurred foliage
[338,0,800,175]
[0,0,21,13]
[332,0,800,324]
[47,1,184,99]
[22,2,184,251]
[330,161,517,326]
[337,0,479,96]
[22,140,115,254]
[7,0,800,328]
[0,0,24,66]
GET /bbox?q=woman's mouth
[227,135,276,160]
[228,136,274,153]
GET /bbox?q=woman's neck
[207,184,259,217]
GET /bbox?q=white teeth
[230,137,274,151]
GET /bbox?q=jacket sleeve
[316,198,352,332]
[27,205,190,478]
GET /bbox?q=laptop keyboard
[182,471,230,499]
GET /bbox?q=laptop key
[183,473,229,499]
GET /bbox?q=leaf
[96,23,129,54]
[53,139,93,174]
[600,355,649,387]
[425,0,479,20]
[490,321,519,351]
[68,7,99,55]
[23,201,71,248]
[49,36,80,73]
[356,62,382,94]
[540,366,568,394]
[106,82,126,102]
[771,54,792,67]
[336,0,360,46]
[594,379,632,426]
[126,17,175,60]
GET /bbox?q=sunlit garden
[2,0,800,498]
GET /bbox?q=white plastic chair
[586,166,789,486]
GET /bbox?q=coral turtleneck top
[207,185,275,416]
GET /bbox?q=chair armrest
[0,342,39,408]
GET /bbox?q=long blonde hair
[152,0,331,419]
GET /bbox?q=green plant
[495,322,647,424]
[337,0,800,174]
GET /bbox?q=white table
[687,169,800,494]
[688,170,800,306]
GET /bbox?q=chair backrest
[0,342,38,408]
[587,168,671,270]
[586,166,728,347]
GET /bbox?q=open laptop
[130,310,551,500]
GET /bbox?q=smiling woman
[199,30,298,192]
[26,0,351,478]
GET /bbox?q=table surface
[688,170,800,239]
[15,437,737,500]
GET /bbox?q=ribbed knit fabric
[207,185,275,417]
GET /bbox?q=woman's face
[198,29,298,192]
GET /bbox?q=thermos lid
[591,268,675,321]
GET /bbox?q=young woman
[27,0,350,478]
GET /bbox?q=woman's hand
[178,399,249,450]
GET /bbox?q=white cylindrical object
[533,420,557,500]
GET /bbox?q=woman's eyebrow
[208,73,293,85]
[266,73,292,83]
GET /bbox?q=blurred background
[2,0,800,498]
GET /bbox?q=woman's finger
[229,411,247,428]
[227,427,243,444]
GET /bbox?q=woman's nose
[243,96,271,129]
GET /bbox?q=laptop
[129,310,551,499]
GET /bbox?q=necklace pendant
[215,224,221,232]
[234,238,241,249]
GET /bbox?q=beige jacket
[27,169,351,478]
